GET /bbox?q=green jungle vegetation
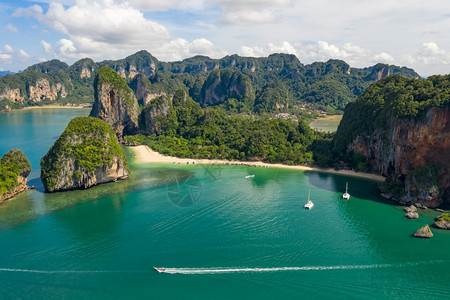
[333,74,450,155]
[0,149,31,198]
[1,50,419,115]
[126,90,315,165]
[41,116,128,192]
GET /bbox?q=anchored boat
[304,189,314,209]
[343,182,350,200]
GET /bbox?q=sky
[1,0,450,77]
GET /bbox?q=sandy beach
[22,104,90,110]
[130,145,386,181]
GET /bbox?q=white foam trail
[0,268,145,274]
[159,261,441,275]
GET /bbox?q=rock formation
[200,69,254,106]
[129,74,161,106]
[404,205,417,213]
[413,224,433,238]
[0,88,24,103]
[28,79,67,101]
[40,116,130,192]
[433,214,450,229]
[90,66,139,139]
[405,211,419,219]
[335,75,450,208]
[141,95,172,135]
[0,149,31,203]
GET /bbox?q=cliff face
[335,75,450,208]
[129,73,162,106]
[90,66,139,139]
[141,95,172,135]
[0,88,24,103]
[200,69,254,106]
[348,107,450,206]
[40,116,129,192]
[28,79,67,101]
[0,149,31,203]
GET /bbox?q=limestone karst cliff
[0,149,31,203]
[334,74,450,207]
[40,116,130,192]
[200,69,254,106]
[90,66,139,139]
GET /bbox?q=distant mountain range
[0,50,420,113]
[0,71,14,77]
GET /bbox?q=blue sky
[1,0,450,77]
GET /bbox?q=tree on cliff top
[0,149,31,197]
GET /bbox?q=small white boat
[304,189,314,209]
[343,182,350,200]
[245,174,255,178]
[153,267,165,273]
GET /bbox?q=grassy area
[309,115,343,132]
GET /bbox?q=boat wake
[0,260,442,275]
[0,268,146,274]
[157,261,442,275]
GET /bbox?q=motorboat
[245,174,255,178]
[153,267,165,273]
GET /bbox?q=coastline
[22,104,91,110]
[130,145,386,182]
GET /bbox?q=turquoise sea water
[0,109,449,299]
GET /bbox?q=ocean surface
[0,109,449,299]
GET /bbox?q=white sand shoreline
[129,145,386,182]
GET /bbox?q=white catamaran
[343,182,350,200]
[304,189,314,209]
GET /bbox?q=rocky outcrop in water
[0,149,31,203]
[413,224,433,238]
[405,211,419,219]
[40,116,129,192]
[90,66,139,139]
[433,214,450,229]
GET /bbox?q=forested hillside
[0,50,419,114]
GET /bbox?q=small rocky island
[0,149,31,203]
[40,116,130,192]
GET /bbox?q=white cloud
[3,45,14,53]
[268,41,297,56]
[15,1,172,60]
[19,49,31,59]
[212,0,292,24]
[373,52,394,63]
[57,39,77,57]
[240,45,265,57]
[6,24,19,33]
[414,42,449,65]
[122,0,183,11]
[0,54,12,63]
[222,9,278,25]
[153,38,225,61]
[0,45,33,65]
[40,40,52,53]
[12,5,44,19]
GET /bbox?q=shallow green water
[0,109,449,299]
